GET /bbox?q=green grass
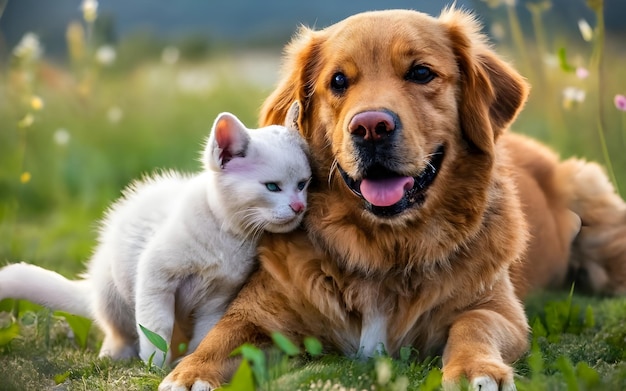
[2,2,626,390]
[3,293,626,390]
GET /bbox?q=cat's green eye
[265,183,281,192]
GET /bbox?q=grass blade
[138,324,168,353]
[55,311,92,350]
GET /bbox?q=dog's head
[260,9,528,267]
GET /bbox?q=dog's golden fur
[160,8,626,390]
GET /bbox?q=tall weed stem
[507,4,535,82]
[588,0,620,194]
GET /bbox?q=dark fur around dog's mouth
[337,145,445,217]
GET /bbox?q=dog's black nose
[349,111,395,142]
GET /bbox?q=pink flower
[576,67,589,79]
[615,94,626,111]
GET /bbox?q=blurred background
[0,0,625,275]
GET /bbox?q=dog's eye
[330,72,348,93]
[405,65,435,84]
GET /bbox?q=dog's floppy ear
[260,26,323,132]
[440,9,529,155]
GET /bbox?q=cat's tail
[0,262,93,318]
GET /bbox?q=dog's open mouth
[337,145,445,217]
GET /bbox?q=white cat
[0,103,311,366]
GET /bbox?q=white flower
[562,87,586,109]
[176,69,215,94]
[563,87,586,102]
[54,128,71,145]
[96,45,116,66]
[81,0,98,23]
[543,54,559,68]
[578,19,593,42]
[161,46,180,65]
[490,22,506,41]
[107,106,123,124]
[13,32,43,61]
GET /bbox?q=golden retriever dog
[160,8,626,391]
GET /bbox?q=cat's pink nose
[291,202,305,214]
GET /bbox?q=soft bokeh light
[53,128,71,145]
[20,172,31,184]
[18,113,34,128]
[161,46,180,65]
[490,22,506,41]
[576,67,589,79]
[96,45,116,66]
[30,95,44,110]
[107,106,123,124]
[578,19,593,42]
[375,359,392,386]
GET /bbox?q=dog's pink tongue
[360,177,414,207]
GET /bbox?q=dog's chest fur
[260,232,460,359]
[317,270,449,358]
[359,310,388,356]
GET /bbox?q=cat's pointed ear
[284,100,302,133]
[205,112,250,170]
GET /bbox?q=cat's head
[204,109,312,236]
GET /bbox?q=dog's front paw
[158,357,222,391]
[442,360,515,391]
[158,376,214,391]
[470,376,516,391]
[443,376,516,391]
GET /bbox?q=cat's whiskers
[233,209,267,242]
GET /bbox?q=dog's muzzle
[337,144,445,217]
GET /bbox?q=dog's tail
[556,158,626,295]
[0,262,93,318]
[556,158,626,225]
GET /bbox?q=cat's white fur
[0,103,311,366]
